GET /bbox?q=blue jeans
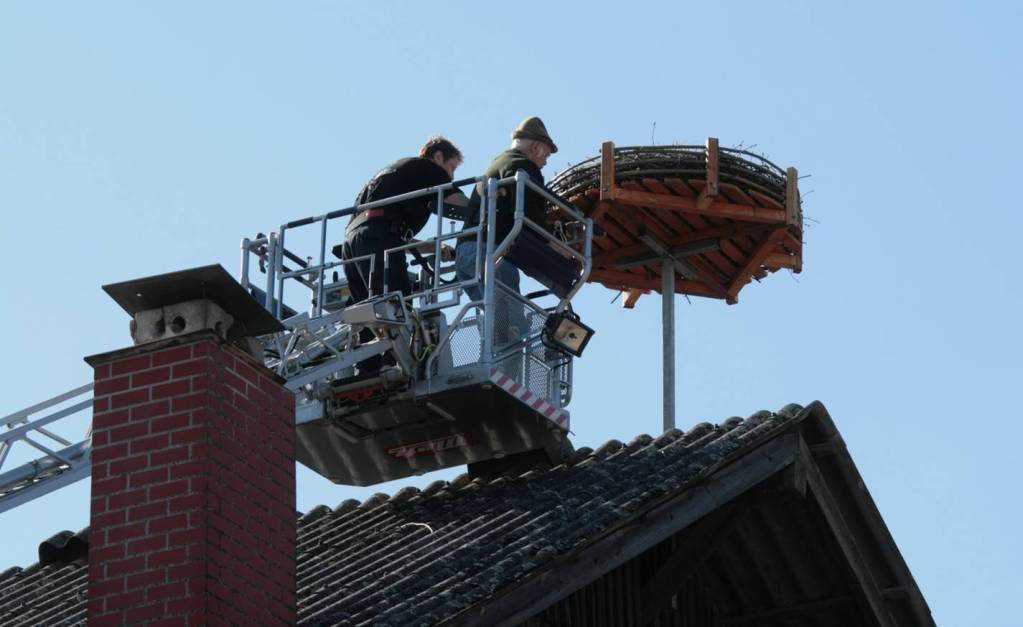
[455,240,525,342]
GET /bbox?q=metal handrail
[244,167,591,322]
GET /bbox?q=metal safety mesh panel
[447,315,483,368]
[432,302,567,408]
[525,351,554,401]
[493,308,564,406]
[491,290,527,353]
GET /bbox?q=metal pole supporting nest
[661,257,675,431]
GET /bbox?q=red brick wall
[87,334,295,626]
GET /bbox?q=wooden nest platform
[549,140,803,306]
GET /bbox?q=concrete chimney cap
[102,264,284,340]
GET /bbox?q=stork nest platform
[549,140,803,306]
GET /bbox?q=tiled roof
[0,529,88,626]
[0,403,813,626]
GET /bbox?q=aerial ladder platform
[1,138,801,512]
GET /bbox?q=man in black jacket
[339,136,468,304]
[455,117,557,340]
[338,136,468,374]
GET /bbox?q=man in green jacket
[455,116,557,342]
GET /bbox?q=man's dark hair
[419,136,463,162]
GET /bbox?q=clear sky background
[1,2,1020,624]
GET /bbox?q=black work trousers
[341,222,412,303]
[340,222,411,373]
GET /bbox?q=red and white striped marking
[489,368,569,429]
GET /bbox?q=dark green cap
[511,116,558,153]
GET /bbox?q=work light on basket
[544,311,595,358]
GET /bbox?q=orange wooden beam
[726,228,788,301]
[591,200,613,227]
[622,288,646,309]
[783,231,803,273]
[658,178,762,273]
[611,187,787,225]
[785,167,801,229]
[600,141,616,202]
[598,212,642,248]
[697,137,719,210]
[717,182,756,206]
[749,190,784,210]
[764,253,801,270]
[686,255,735,304]
[617,181,724,273]
[636,178,744,278]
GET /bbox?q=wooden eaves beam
[804,416,935,626]
[797,437,898,627]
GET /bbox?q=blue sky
[1,2,1020,624]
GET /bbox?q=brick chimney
[86,266,295,625]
